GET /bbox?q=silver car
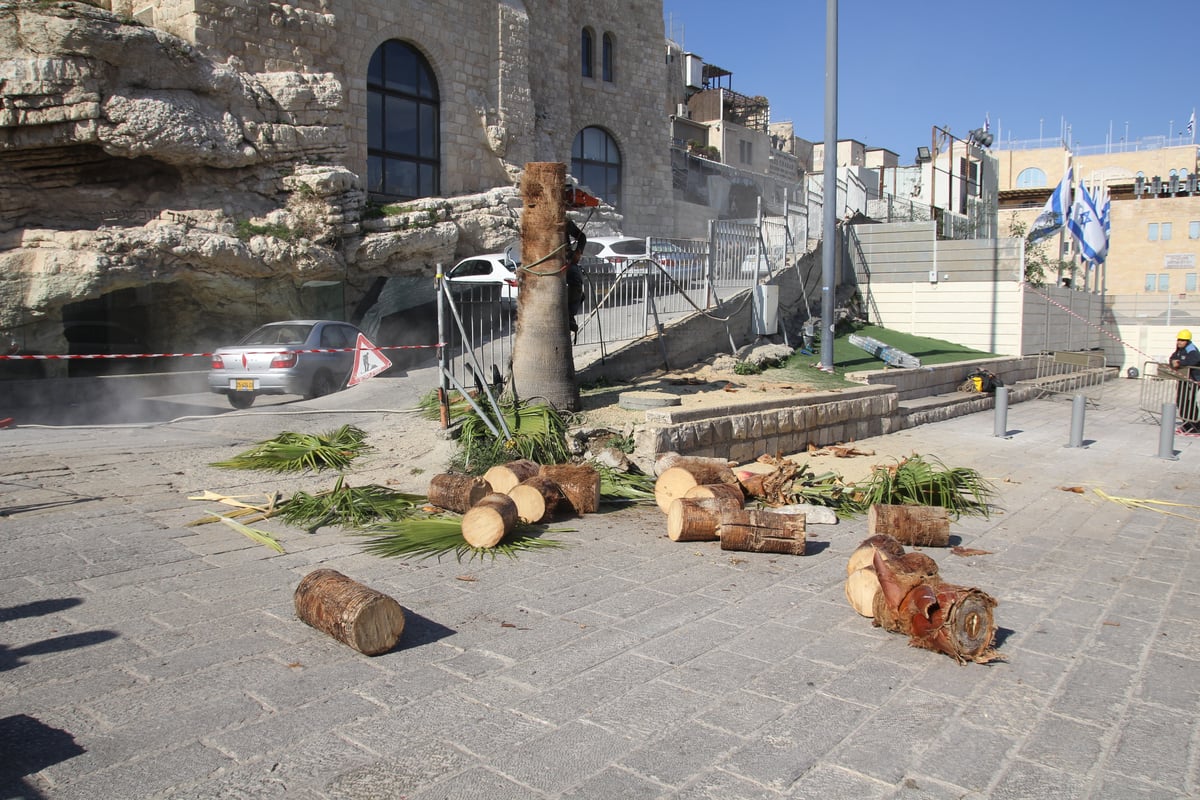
[208,320,362,408]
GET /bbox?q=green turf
[768,324,997,388]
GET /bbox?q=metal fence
[1137,361,1200,427]
[1017,350,1110,402]
[1106,294,1200,328]
[437,217,816,400]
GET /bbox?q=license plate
[234,379,255,391]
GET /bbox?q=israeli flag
[1067,181,1108,264]
[1028,168,1072,243]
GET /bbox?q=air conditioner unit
[675,103,690,119]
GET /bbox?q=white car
[445,253,519,303]
[583,236,705,286]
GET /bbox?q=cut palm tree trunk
[427,473,492,514]
[508,475,563,523]
[718,508,806,555]
[846,534,907,575]
[684,482,746,507]
[654,452,735,477]
[483,459,541,494]
[461,492,519,548]
[845,566,880,617]
[870,545,999,664]
[539,463,600,514]
[867,504,951,547]
[294,569,406,656]
[654,460,740,513]
[666,496,740,542]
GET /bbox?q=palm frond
[279,475,426,531]
[211,425,370,473]
[848,454,995,518]
[450,401,571,473]
[355,517,566,562]
[596,464,656,504]
[209,512,286,553]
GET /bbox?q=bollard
[993,386,1009,437]
[1158,402,1178,460]
[1068,394,1086,447]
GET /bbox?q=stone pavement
[1,376,1198,799]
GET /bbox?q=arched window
[572,127,621,210]
[367,40,440,201]
[602,33,614,82]
[581,28,594,78]
[1015,167,1047,188]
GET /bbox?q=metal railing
[1137,361,1200,427]
[1016,350,1110,401]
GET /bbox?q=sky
[661,0,1199,161]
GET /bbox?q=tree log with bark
[538,463,600,514]
[461,492,519,548]
[718,507,806,555]
[508,475,563,523]
[427,473,492,514]
[654,459,740,513]
[483,459,541,494]
[294,569,406,656]
[868,503,951,547]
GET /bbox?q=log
[426,473,492,514]
[867,503,951,547]
[666,496,740,542]
[844,566,880,617]
[718,508,806,555]
[846,534,907,576]
[461,492,519,548]
[654,452,734,477]
[683,482,745,508]
[508,475,563,523]
[482,459,541,494]
[294,569,406,656]
[538,463,601,514]
[654,461,740,513]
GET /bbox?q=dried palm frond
[208,512,286,553]
[279,475,426,532]
[356,517,566,562]
[211,425,370,473]
[848,454,995,519]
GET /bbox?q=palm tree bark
[510,162,579,411]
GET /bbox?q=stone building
[0,0,672,366]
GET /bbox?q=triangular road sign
[347,333,393,386]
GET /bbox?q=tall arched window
[367,40,440,201]
[1015,167,1046,188]
[602,33,614,82]
[572,127,621,210]
[581,28,594,78]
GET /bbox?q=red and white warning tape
[0,343,444,361]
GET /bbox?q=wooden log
[867,503,951,547]
[666,496,740,542]
[844,566,880,617]
[718,508,806,555]
[654,452,734,477]
[508,475,563,523]
[538,463,601,514]
[482,459,541,494]
[683,482,745,508]
[294,569,406,656]
[426,473,492,514]
[737,471,769,499]
[654,461,740,513]
[846,534,907,576]
[461,492,519,548]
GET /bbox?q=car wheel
[227,392,255,409]
[307,370,339,400]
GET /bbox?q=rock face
[0,1,629,362]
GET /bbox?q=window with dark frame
[367,40,440,201]
[571,127,621,212]
[602,32,614,82]
[581,28,594,78]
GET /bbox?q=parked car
[583,236,704,287]
[445,253,519,303]
[208,320,362,408]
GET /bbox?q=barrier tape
[1020,282,1156,363]
[0,343,445,361]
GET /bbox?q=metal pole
[993,386,1009,437]
[1158,402,1178,460]
[820,0,838,372]
[1068,393,1086,447]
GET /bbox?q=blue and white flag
[1068,181,1108,264]
[1028,167,1072,243]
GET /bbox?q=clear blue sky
[662,0,1199,160]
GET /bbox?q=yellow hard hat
[1179,329,1193,341]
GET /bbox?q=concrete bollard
[993,386,1009,437]
[1158,402,1178,460]
[1068,394,1086,448]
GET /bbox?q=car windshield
[240,324,313,346]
